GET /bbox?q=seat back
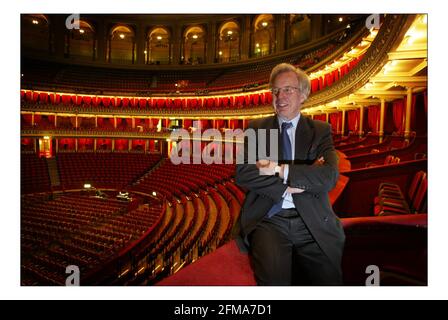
[407,171,426,201]
[411,173,428,213]
[384,155,395,164]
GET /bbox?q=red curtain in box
[82,96,91,105]
[340,65,349,77]
[25,91,32,101]
[77,138,93,150]
[214,119,225,129]
[49,93,60,104]
[266,91,272,104]
[347,109,360,132]
[367,105,380,133]
[392,99,405,133]
[183,119,192,128]
[102,97,110,107]
[21,114,33,127]
[149,140,156,152]
[33,92,39,102]
[237,96,245,108]
[20,90,26,100]
[114,139,128,151]
[206,98,214,109]
[92,97,101,106]
[329,113,339,132]
[33,114,41,124]
[151,118,159,127]
[97,139,112,150]
[122,98,129,108]
[61,94,71,105]
[244,95,251,106]
[21,138,34,148]
[252,94,260,106]
[134,118,144,127]
[311,79,319,93]
[39,92,48,103]
[313,114,326,122]
[132,139,145,150]
[157,99,165,109]
[325,73,334,87]
[318,77,325,90]
[174,99,182,109]
[139,98,147,108]
[229,119,239,129]
[333,69,339,82]
[58,138,76,151]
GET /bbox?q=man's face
[272,71,306,121]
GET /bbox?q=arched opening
[147,27,171,65]
[289,14,311,47]
[182,25,206,65]
[217,21,240,63]
[67,20,96,60]
[21,14,50,53]
[108,24,135,64]
[252,14,275,58]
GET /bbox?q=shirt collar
[278,113,301,130]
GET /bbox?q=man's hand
[256,160,277,176]
[286,186,305,194]
[313,156,325,166]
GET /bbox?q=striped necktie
[266,122,293,217]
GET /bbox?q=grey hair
[269,63,311,99]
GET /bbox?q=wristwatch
[274,165,281,177]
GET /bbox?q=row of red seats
[374,171,427,216]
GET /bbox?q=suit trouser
[249,208,343,286]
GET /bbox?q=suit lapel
[295,115,315,161]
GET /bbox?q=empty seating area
[131,160,236,201]
[21,193,164,285]
[21,154,51,194]
[56,153,161,190]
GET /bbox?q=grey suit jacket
[235,114,345,269]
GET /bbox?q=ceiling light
[157,36,162,40]
[192,35,198,39]
[227,30,233,35]
[32,20,39,25]
[339,17,343,22]
[262,22,268,27]
[79,29,85,34]
[119,34,125,39]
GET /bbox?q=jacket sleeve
[235,123,287,203]
[287,124,339,193]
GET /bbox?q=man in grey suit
[235,63,345,285]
